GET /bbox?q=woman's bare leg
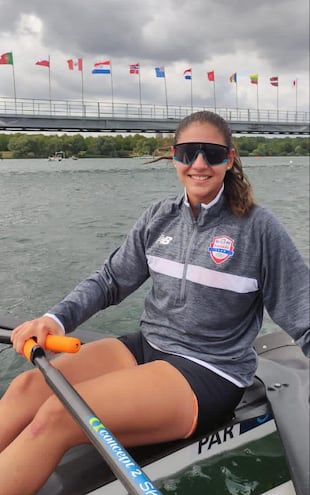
[0,338,137,451]
[0,358,196,495]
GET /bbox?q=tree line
[0,133,309,159]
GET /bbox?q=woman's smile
[189,174,211,181]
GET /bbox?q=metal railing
[0,96,309,123]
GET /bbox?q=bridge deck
[0,98,309,134]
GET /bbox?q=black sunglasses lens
[174,144,194,164]
[205,144,228,165]
[174,143,228,165]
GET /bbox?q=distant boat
[48,151,65,162]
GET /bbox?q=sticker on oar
[88,415,162,494]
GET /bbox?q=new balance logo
[156,234,173,245]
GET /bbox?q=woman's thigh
[51,337,138,383]
[2,337,137,409]
[66,359,197,447]
[119,332,244,435]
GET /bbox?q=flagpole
[11,56,17,112]
[190,76,193,112]
[163,74,168,117]
[235,80,239,115]
[81,64,84,115]
[213,80,216,111]
[110,61,114,117]
[295,78,298,119]
[256,82,259,121]
[276,84,279,121]
[48,55,52,114]
[138,68,142,117]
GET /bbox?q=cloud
[0,0,309,111]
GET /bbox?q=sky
[0,0,309,116]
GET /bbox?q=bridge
[0,97,309,135]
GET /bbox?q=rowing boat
[0,317,309,495]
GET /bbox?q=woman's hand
[11,316,65,355]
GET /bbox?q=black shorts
[118,332,244,436]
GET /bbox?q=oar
[1,333,163,495]
[256,358,309,495]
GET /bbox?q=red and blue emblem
[208,236,235,264]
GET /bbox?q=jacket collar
[182,186,228,225]
[184,185,224,211]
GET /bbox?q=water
[0,156,309,494]
[157,432,291,494]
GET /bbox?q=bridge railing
[0,96,309,123]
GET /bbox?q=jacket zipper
[180,219,198,301]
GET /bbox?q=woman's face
[172,121,235,209]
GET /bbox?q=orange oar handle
[23,338,38,362]
[23,335,81,361]
[44,335,81,353]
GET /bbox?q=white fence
[0,97,309,123]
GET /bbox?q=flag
[207,71,215,82]
[229,73,237,83]
[292,79,297,87]
[67,58,83,71]
[270,76,278,87]
[0,52,13,65]
[183,68,192,80]
[155,66,165,78]
[92,60,111,74]
[250,74,258,84]
[129,63,140,74]
[35,59,50,68]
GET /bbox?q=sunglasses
[173,142,229,166]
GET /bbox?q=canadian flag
[67,58,83,71]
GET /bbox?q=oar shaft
[1,330,163,493]
[31,345,162,495]
[0,328,11,344]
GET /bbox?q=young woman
[1,111,309,494]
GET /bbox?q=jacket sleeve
[48,208,152,332]
[259,209,310,356]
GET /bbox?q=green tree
[251,142,268,156]
[0,134,10,151]
[1,133,309,159]
[8,134,33,158]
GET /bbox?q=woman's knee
[30,395,87,447]
[2,368,44,402]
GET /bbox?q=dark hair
[149,111,255,217]
[174,111,255,216]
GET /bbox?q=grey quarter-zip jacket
[49,194,309,386]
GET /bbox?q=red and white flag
[270,76,278,87]
[35,59,50,68]
[67,58,83,71]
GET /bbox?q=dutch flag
[92,61,111,74]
